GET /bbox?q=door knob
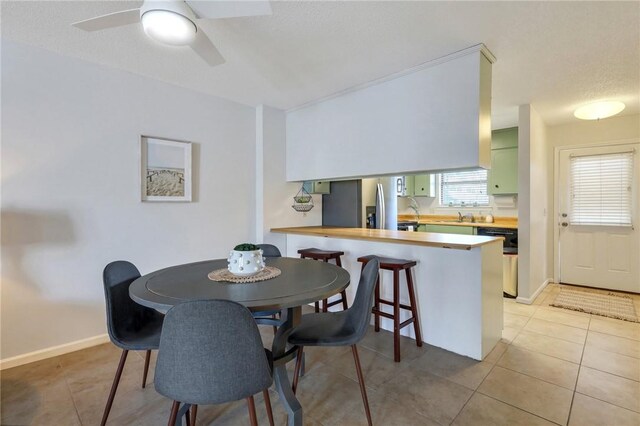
[561,222,568,227]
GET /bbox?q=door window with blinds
[439,169,489,206]
[570,151,634,226]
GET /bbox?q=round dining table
[130,256,350,426]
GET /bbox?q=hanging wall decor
[140,136,192,202]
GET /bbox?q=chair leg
[185,405,191,425]
[272,313,278,335]
[340,290,348,310]
[292,346,304,394]
[314,301,320,313]
[351,345,372,426]
[246,396,258,426]
[167,401,180,426]
[142,350,151,388]
[405,268,423,347]
[374,277,381,332]
[393,270,401,362]
[190,405,198,426]
[100,349,129,426]
[263,389,275,426]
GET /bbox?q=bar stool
[357,255,423,362]
[298,248,349,313]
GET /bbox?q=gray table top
[130,257,351,312]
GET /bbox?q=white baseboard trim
[0,334,110,370]
[516,279,552,305]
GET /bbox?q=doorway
[556,142,639,293]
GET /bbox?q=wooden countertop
[398,215,518,229]
[271,226,503,250]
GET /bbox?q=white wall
[257,105,321,251]
[546,114,640,280]
[1,41,256,360]
[517,105,550,303]
[286,47,494,181]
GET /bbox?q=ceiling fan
[72,0,272,66]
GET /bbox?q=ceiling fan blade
[72,9,140,31]
[190,29,225,67]
[186,0,271,20]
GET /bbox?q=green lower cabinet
[421,224,476,235]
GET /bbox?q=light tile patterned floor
[2,283,640,425]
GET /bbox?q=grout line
[472,391,566,426]
[493,362,578,392]
[572,390,640,415]
[566,314,591,425]
[62,372,84,426]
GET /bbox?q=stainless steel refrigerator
[322,177,397,229]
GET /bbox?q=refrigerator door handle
[376,183,385,229]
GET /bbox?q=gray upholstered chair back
[154,300,273,405]
[345,258,380,342]
[103,261,160,348]
[257,244,282,258]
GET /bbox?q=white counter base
[284,234,503,360]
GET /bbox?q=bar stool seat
[298,248,348,313]
[357,255,422,362]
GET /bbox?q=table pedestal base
[272,306,303,426]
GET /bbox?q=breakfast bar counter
[271,226,502,250]
[271,226,504,360]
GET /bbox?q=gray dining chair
[256,243,281,258]
[101,261,164,426]
[288,258,380,426]
[254,244,283,333]
[155,299,275,426]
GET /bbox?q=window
[570,151,634,226]
[439,169,489,206]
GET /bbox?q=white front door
[558,143,640,293]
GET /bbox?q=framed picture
[140,136,192,202]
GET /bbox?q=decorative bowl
[227,249,265,277]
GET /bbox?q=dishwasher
[476,227,518,298]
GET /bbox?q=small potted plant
[227,243,265,276]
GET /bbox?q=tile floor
[2,283,640,425]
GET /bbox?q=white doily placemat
[207,266,281,283]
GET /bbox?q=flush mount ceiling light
[141,9,197,46]
[574,101,626,120]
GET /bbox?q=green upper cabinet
[398,174,435,197]
[413,174,436,197]
[302,180,331,194]
[488,127,518,195]
[491,127,518,149]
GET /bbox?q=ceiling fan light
[574,101,625,120]
[141,10,196,46]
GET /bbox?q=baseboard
[516,278,552,305]
[0,334,110,370]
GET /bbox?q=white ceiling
[2,1,639,128]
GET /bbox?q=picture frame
[140,136,192,202]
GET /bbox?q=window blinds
[570,151,634,226]
[440,169,489,206]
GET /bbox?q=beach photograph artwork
[141,136,192,202]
